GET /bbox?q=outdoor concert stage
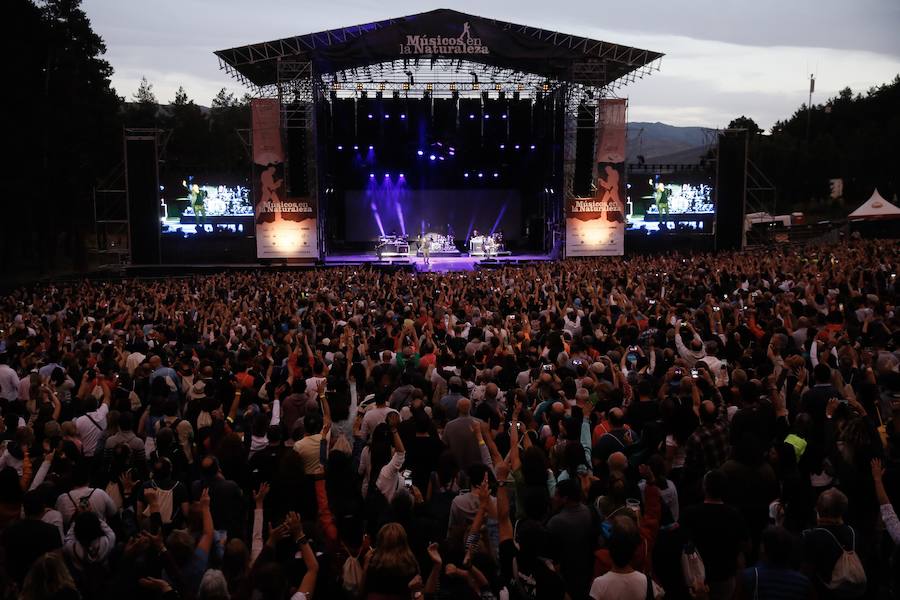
[95,11,667,268]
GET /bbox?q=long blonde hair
[21,552,77,600]
[368,523,419,575]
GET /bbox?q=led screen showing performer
[625,174,715,234]
[159,177,254,237]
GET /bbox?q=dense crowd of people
[0,239,898,600]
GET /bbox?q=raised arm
[286,511,319,596]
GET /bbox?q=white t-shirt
[55,486,117,529]
[304,376,327,397]
[589,570,656,600]
[75,404,109,457]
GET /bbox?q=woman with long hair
[363,522,420,598]
[21,552,80,600]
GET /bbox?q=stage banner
[566,99,626,256]
[595,98,627,164]
[251,99,318,259]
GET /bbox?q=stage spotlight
[357,83,364,91]
[484,114,490,119]
[493,172,499,178]
[530,144,536,150]
[417,150,424,156]
[353,145,359,150]
[337,145,343,150]
[384,114,390,119]
[426,83,434,91]
[429,154,436,161]
[369,173,375,178]
[469,114,475,119]
[478,172,484,178]
[502,114,508,119]
[472,83,480,90]
[399,173,405,178]
[438,156,445,161]
[368,145,374,150]
[400,114,406,120]
[514,144,520,150]
[464,173,469,178]
[384,173,390,178]
[500,144,505,149]
[367,114,373,119]
[402,82,410,91]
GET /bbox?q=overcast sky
[81,0,900,130]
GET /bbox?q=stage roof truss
[215,9,662,96]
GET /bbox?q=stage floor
[323,253,550,272]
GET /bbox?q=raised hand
[254,482,270,508]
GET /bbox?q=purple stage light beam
[394,202,407,237]
[370,202,385,236]
[490,202,508,235]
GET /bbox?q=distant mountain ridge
[626,122,717,164]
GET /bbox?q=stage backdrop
[343,189,522,243]
[251,99,318,259]
[566,98,626,256]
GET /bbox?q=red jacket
[593,482,662,578]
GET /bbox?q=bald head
[485,383,499,400]
[608,407,625,427]
[608,451,628,474]
[457,397,472,416]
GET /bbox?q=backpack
[67,488,97,514]
[142,483,177,524]
[817,528,866,598]
[341,545,364,597]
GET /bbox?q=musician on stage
[421,235,431,266]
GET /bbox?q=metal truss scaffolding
[276,59,324,257]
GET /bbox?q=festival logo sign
[399,22,489,55]
[565,171,625,257]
